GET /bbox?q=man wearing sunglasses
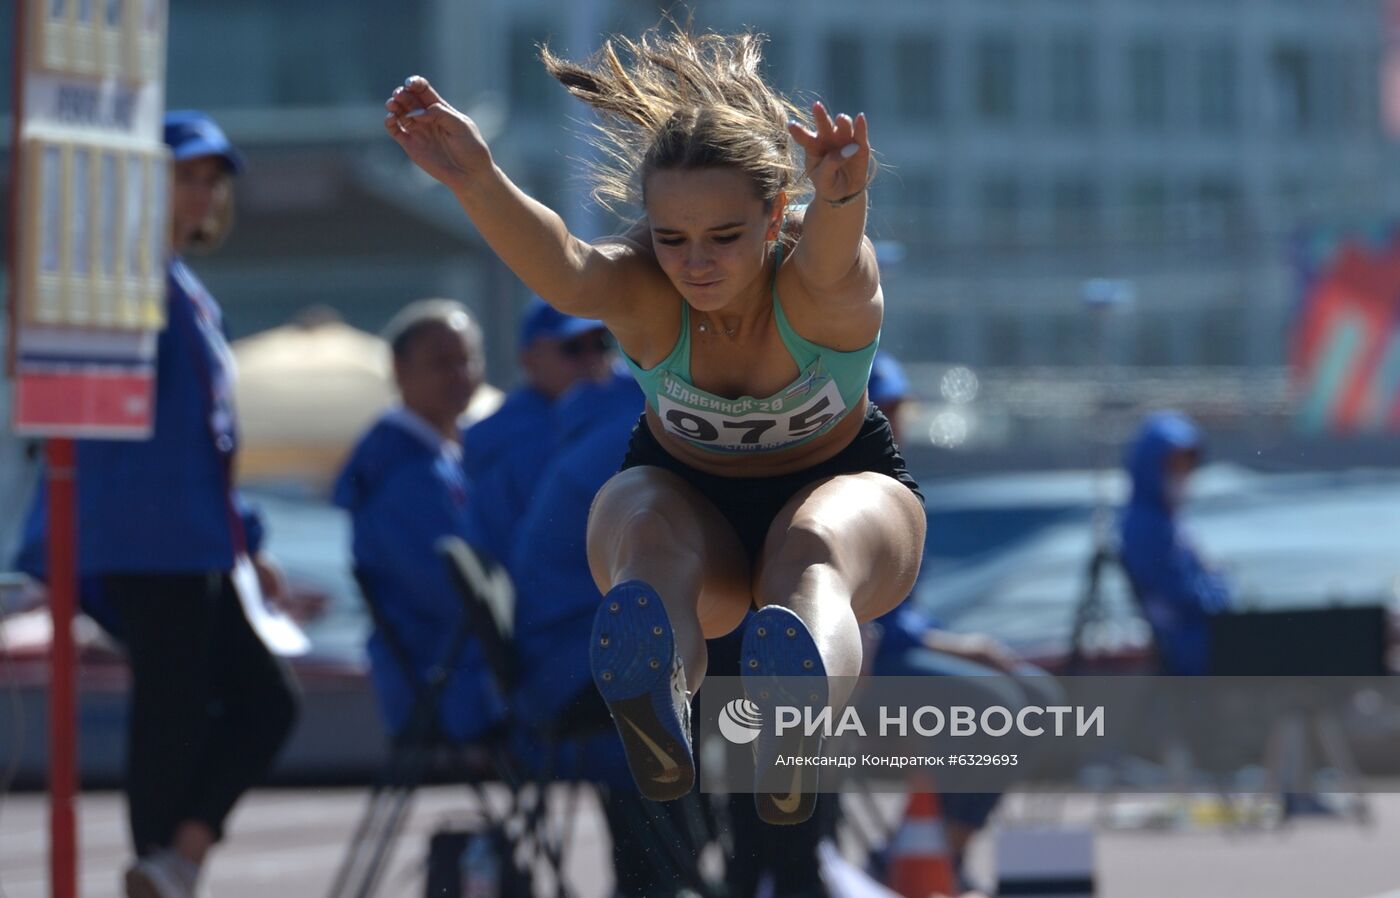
[463,299,614,567]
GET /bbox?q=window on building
[1049,33,1096,128]
[868,180,898,239]
[914,310,956,363]
[1128,37,1168,129]
[894,35,942,122]
[1361,44,1383,136]
[169,0,425,108]
[1321,45,1360,130]
[825,33,868,115]
[1014,311,1071,366]
[1198,40,1239,133]
[1276,175,1306,216]
[898,172,944,233]
[761,32,793,93]
[980,174,1021,241]
[986,310,1024,366]
[1195,176,1242,238]
[509,21,558,115]
[1198,305,1246,366]
[169,7,275,106]
[1051,176,1099,242]
[0,13,12,115]
[1019,313,1054,366]
[975,33,1018,123]
[1038,312,1088,366]
[1128,176,1169,238]
[1133,311,1177,367]
[1271,43,1312,133]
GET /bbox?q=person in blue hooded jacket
[1118,411,1232,676]
[42,112,301,898]
[460,299,613,567]
[333,300,504,746]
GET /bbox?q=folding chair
[1064,544,1147,675]
[436,536,729,898]
[1066,549,1281,829]
[324,564,519,898]
[1209,606,1386,826]
[434,536,585,896]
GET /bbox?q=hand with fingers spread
[384,75,492,191]
[787,101,871,208]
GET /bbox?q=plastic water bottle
[458,832,499,898]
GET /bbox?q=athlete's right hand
[384,76,491,190]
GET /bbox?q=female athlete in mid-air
[385,26,925,825]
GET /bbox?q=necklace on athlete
[697,313,740,338]
[697,321,737,338]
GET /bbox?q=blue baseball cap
[163,110,245,175]
[867,352,909,405]
[519,298,606,350]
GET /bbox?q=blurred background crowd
[2,0,1398,782]
[2,2,1400,896]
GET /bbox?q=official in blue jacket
[333,300,504,745]
[66,112,300,898]
[460,299,611,566]
[509,367,644,729]
[1119,411,1232,675]
[509,369,705,898]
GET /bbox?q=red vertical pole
[46,438,79,898]
[6,2,79,893]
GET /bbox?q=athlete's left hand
[787,101,870,206]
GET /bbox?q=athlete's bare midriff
[644,392,869,478]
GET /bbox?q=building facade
[3,0,1395,376]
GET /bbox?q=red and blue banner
[1292,225,1400,434]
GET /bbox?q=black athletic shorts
[617,403,924,566]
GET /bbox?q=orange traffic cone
[885,789,958,898]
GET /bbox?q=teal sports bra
[622,244,879,454]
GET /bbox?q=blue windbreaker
[1118,412,1231,675]
[19,260,263,579]
[14,480,123,637]
[332,409,504,743]
[509,371,643,709]
[460,386,554,567]
[505,373,641,786]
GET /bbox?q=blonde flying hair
[540,27,812,218]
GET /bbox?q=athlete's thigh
[587,465,752,638]
[754,472,926,622]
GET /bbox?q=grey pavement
[2,788,1399,897]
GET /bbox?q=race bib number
[656,369,847,452]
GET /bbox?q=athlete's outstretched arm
[785,101,879,303]
[384,76,634,320]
